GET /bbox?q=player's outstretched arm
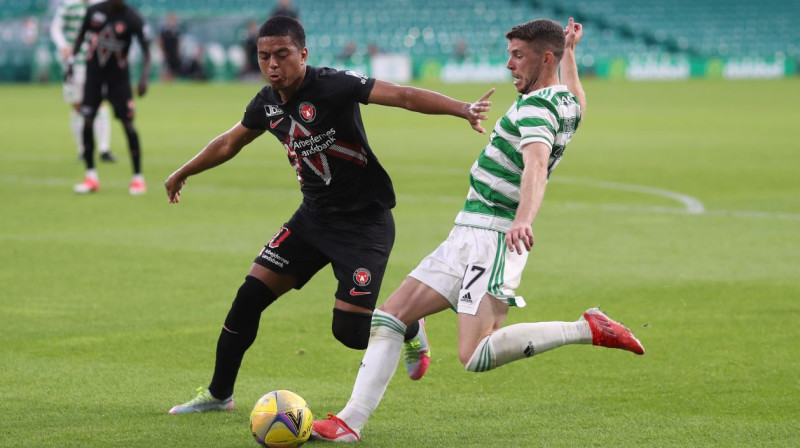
[368,81,495,134]
[49,3,71,61]
[561,18,586,115]
[135,23,151,96]
[506,143,550,254]
[165,123,265,203]
[65,13,89,82]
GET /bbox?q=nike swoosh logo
[349,288,371,296]
[269,117,284,129]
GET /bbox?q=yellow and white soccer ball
[250,390,313,448]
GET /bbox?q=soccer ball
[250,390,313,448]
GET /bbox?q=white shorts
[63,64,86,104]
[409,225,528,315]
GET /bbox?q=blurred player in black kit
[165,16,495,414]
[67,0,151,195]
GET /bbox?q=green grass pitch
[1,77,798,447]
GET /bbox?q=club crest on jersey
[90,11,107,26]
[264,105,284,117]
[299,102,316,122]
[115,21,126,35]
[353,268,371,287]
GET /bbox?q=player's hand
[505,221,534,254]
[164,172,186,203]
[64,61,74,83]
[60,47,73,61]
[137,79,148,97]
[465,88,495,134]
[564,18,583,51]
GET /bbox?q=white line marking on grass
[553,176,706,215]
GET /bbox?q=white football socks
[95,105,111,154]
[337,309,405,433]
[466,320,591,372]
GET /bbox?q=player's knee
[463,335,492,372]
[460,341,482,368]
[331,308,372,349]
[122,120,136,133]
[223,275,277,333]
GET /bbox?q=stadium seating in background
[0,0,797,82]
[542,0,799,58]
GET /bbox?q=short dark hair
[505,19,565,61]
[259,16,306,49]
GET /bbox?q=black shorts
[81,67,134,120]
[254,205,395,309]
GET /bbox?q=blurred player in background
[271,0,299,20]
[158,12,181,82]
[67,0,151,195]
[241,19,261,79]
[50,0,115,163]
[312,18,644,442]
[165,16,494,415]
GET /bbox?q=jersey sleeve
[517,97,559,151]
[132,11,151,47]
[77,5,91,40]
[327,68,376,104]
[49,2,68,50]
[241,91,268,130]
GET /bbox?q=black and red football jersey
[241,66,395,214]
[81,1,148,71]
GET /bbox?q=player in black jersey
[67,0,150,195]
[165,16,494,414]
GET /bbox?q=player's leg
[73,71,103,193]
[326,208,427,377]
[168,264,296,415]
[460,301,645,372]
[169,219,328,414]
[323,208,422,352]
[107,78,144,193]
[71,64,113,161]
[452,228,590,371]
[64,64,85,158]
[119,117,146,194]
[459,292,593,372]
[312,278,451,441]
[314,226,466,441]
[209,264,297,397]
[459,293,593,371]
[96,104,115,161]
[458,229,643,372]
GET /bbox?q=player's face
[506,38,546,94]
[257,36,308,96]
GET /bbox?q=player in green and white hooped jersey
[50,0,114,162]
[312,19,644,443]
[454,83,581,232]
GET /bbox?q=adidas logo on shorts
[460,292,472,303]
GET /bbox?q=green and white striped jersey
[454,84,582,232]
[50,0,94,65]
